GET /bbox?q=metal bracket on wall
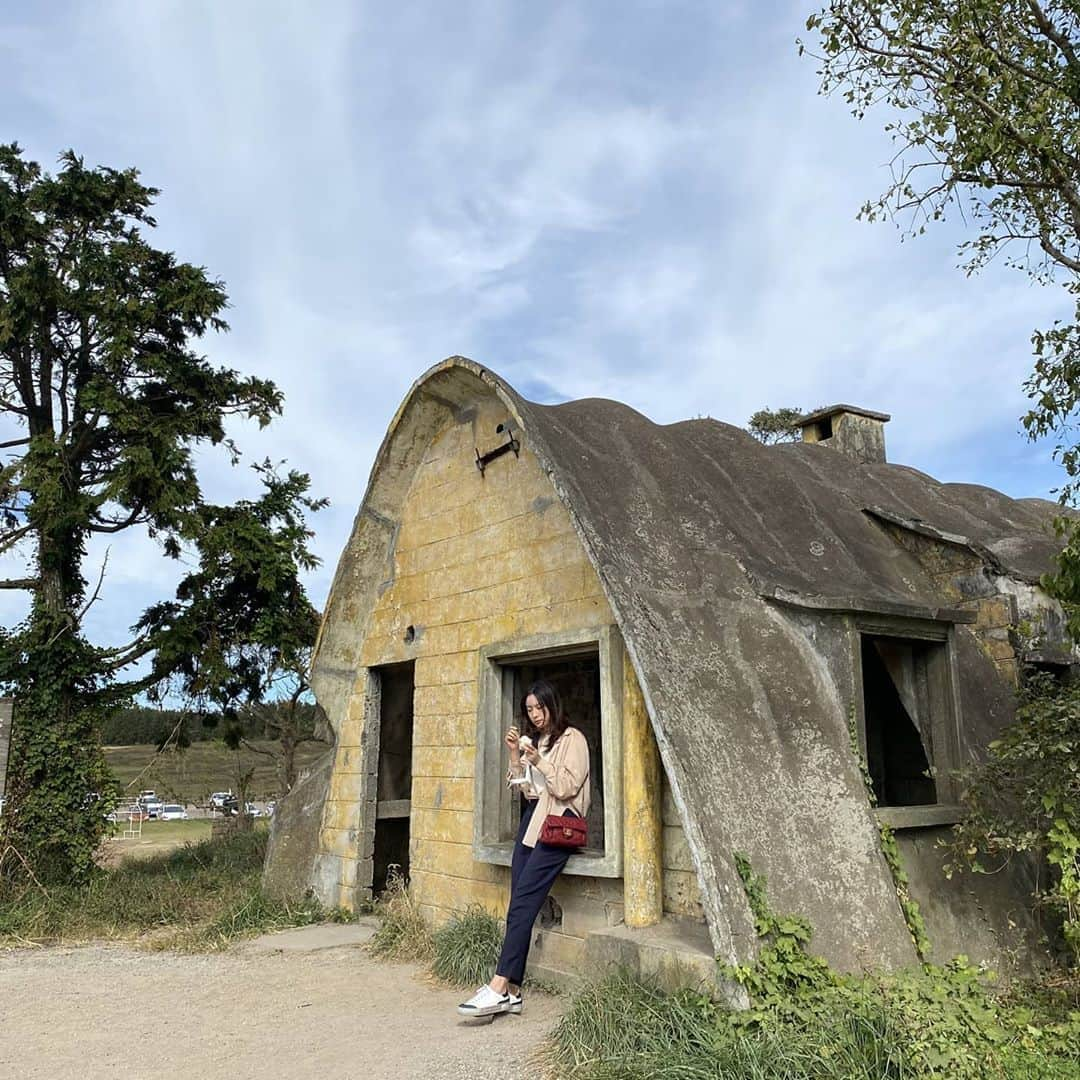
[475,424,520,476]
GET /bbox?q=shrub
[946,670,1080,963]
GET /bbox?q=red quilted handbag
[539,812,587,849]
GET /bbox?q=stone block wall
[661,775,704,920]
[317,397,617,921]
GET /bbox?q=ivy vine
[847,703,932,963]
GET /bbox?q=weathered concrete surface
[263,748,335,901]
[584,916,724,996]
[800,405,890,465]
[0,697,11,802]
[895,828,1045,974]
[239,916,380,953]
[283,357,1066,977]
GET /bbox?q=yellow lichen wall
[317,396,707,931]
[662,777,704,919]
[346,399,613,924]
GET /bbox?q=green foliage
[746,406,805,445]
[545,965,1080,1079]
[729,853,837,1008]
[0,144,324,882]
[946,671,1080,963]
[1038,515,1080,639]
[801,3,1080,537]
[431,904,503,987]
[223,644,328,796]
[540,971,729,1080]
[802,2,1079,283]
[543,861,1080,1079]
[0,629,118,883]
[0,827,337,948]
[369,868,434,962]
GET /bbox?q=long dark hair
[520,679,569,745]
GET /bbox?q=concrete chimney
[797,405,890,465]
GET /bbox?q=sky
[0,0,1073,657]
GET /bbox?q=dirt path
[0,927,564,1080]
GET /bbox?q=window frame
[473,625,624,878]
[854,616,963,830]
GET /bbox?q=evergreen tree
[0,145,323,881]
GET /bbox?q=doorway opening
[372,660,414,895]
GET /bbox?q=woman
[457,679,590,1018]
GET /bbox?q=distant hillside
[104,740,331,803]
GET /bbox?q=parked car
[219,798,265,817]
[159,804,188,821]
[208,790,234,811]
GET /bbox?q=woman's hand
[521,741,540,766]
[505,726,521,761]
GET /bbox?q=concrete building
[265,357,1070,984]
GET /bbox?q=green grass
[0,827,338,950]
[104,739,330,803]
[431,905,503,987]
[540,968,1080,1080]
[103,818,213,858]
[369,870,435,963]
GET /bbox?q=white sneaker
[457,985,512,1017]
[506,991,523,1015]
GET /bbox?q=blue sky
[0,0,1072,652]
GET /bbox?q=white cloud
[0,0,1069,657]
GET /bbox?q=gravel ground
[0,934,564,1080]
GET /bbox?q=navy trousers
[494,801,573,986]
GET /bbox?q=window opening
[860,636,940,807]
[1023,660,1073,686]
[505,652,604,854]
[373,660,414,894]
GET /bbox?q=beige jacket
[508,726,591,848]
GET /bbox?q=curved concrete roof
[314,357,1059,969]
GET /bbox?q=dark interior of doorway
[373,660,414,895]
[861,637,937,807]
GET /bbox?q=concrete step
[583,916,728,996]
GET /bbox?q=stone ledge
[583,916,727,997]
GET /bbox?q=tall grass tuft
[369,868,434,962]
[431,904,502,987]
